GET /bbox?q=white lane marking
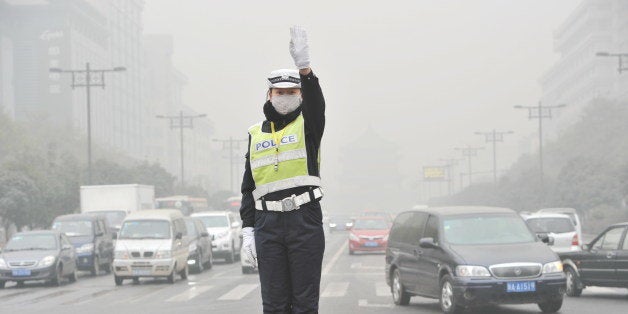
[350,262,362,269]
[375,282,390,297]
[166,285,213,302]
[358,299,394,308]
[218,284,259,301]
[321,282,349,298]
[322,241,347,276]
[586,286,626,294]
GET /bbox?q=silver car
[524,213,581,253]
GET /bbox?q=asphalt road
[1,232,627,314]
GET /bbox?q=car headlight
[76,243,94,254]
[155,250,172,259]
[329,223,337,228]
[114,250,129,259]
[349,233,359,241]
[39,256,57,267]
[189,243,197,253]
[456,265,491,277]
[0,258,7,268]
[543,261,563,274]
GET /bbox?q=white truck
[80,184,155,233]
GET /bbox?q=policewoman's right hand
[242,227,257,268]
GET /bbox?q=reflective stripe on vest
[248,114,320,200]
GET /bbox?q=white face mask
[271,94,302,115]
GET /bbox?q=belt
[255,188,323,212]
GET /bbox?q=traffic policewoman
[240,26,326,314]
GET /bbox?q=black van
[51,213,114,275]
[385,207,565,314]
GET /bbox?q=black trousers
[255,201,325,314]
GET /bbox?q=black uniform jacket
[239,71,325,228]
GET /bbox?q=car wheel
[91,256,100,276]
[68,269,78,283]
[242,267,251,274]
[180,263,189,280]
[225,248,235,263]
[51,265,63,287]
[565,267,583,297]
[440,275,463,314]
[391,268,410,306]
[16,281,25,288]
[132,277,140,284]
[167,267,176,284]
[194,252,204,274]
[0,281,5,289]
[205,253,213,270]
[114,276,124,286]
[104,258,113,274]
[538,298,563,313]
[349,246,354,255]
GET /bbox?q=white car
[524,213,581,253]
[538,208,583,242]
[191,211,242,263]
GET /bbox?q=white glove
[289,25,310,69]
[242,227,257,269]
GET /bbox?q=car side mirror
[419,237,438,249]
[201,232,209,238]
[539,234,554,245]
[581,243,590,251]
[175,232,183,240]
[231,221,241,228]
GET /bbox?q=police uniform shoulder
[248,121,264,132]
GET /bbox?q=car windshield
[4,234,58,251]
[353,219,388,230]
[526,217,575,234]
[51,220,93,237]
[95,211,126,227]
[443,214,535,245]
[197,216,229,228]
[119,220,171,239]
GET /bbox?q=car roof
[53,213,99,222]
[191,211,230,217]
[355,216,386,221]
[538,208,578,214]
[125,209,183,221]
[609,222,628,228]
[524,213,571,220]
[400,206,515,217]
[13,230,62,237]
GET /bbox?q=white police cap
[267,69,301,88]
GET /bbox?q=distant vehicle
[360,211,393,225]
[523,213,581,253]
[80,184,155,233]
[183,217,213,273]
[113,210,190,285]
[240,246,257,274]
[156,195,209,216]
[0,231,78,288]
[386,207,565,314]
[538,208,583,241]
[222,196,242,212]
[191,211,242,263]
[348,217,390,254]
[51,214,114,276]
[329,215,354,232]
[560,222,628,297]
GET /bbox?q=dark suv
[385,207,565,314]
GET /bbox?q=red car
[348,217,390,254]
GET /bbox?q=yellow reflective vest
[248,114,321,200]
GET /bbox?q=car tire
[16,281,25,288]
[391,268,411,306]
[68,269,78,283]
[0,281,5,289]
[104,258,113,275]
[91,256,100,276]
[114,276,124,286]
[349,246,354,255]
[205,254,213,270]
[193,252,204,274]
[51,265,63,287]
[242,267,251,274]
[225,248,235,264]
[565,267,583,297]
[180,264,189,280]
[440,275,463,314]
[538,298,563,313]
[167,268,176,284]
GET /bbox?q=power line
[475,129,513,185]
[454,145,484,187]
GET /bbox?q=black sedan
[0,231,78,288]
[559,222,628,297]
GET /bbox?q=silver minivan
[112,210,190,285]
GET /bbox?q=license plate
[364,241,378,247]
[12,269,31,277]
[506,281,536,293]
[132,269,151,276]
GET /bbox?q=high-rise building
[540,0,628,134]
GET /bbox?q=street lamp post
[50,63,126,184]
[156,111,207,187]
[475,129,513,185]
[596,51,628,73]
[514,102,566,187]
[454,145,483,187]
[213,137,249,193]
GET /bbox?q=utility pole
[454,145,483,187]
[439,158,463,195]
[475,129,513,185]
[514,102,565,187]
[50,63,126,184]
[596,51,628,73]
[156,111,207,187]
[214,137,248,192]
